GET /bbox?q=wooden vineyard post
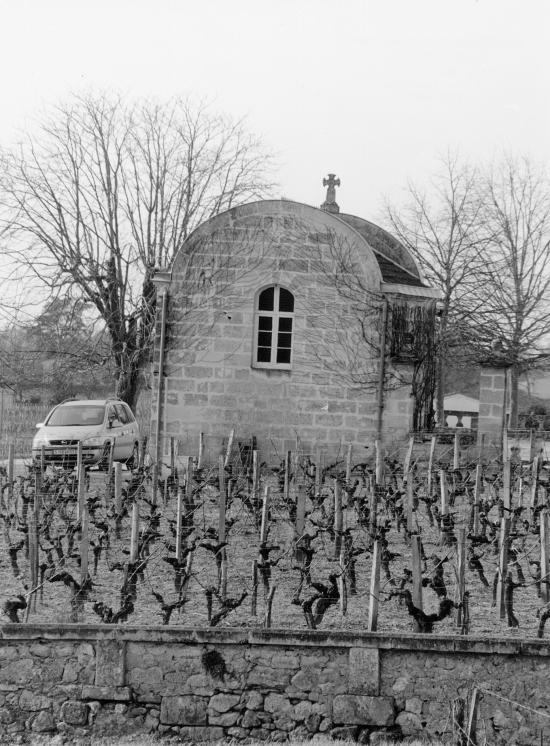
[529,429,535,462]
[495,517,510,619]
[218,455,228,601]
[31,511,39,611]
[367,539,381,631]
[439,470,449,542]
[33,466,41,522]
[531,456,540,517]
[473,465,482,536]
[453,431,460,471]
[502,427,509,463]
[345,443,353,503]
[220,546,228,602]
[541,510,550,604]
[260,485,270,544]
[107,440,115,475]
[427,435,436,497]
[113,462,122,516]
[466,688,480,746]
[129,501,140,563]
[185,456,194,512]
[151,463,158,506]
[264,585,276,628]
[403,436,414,483]
[251,558,261,617]
[314,449,322,501]
[224,428,235,470]
[440,470,449,517]
[517,476,524,509]
[251,560,258,616]
[455,528,466,630]
[7,443,14,507]
[169,436,176,487]
[502,459,511,512]
[80,503,89,585]
[252,450,260,521]
[406,478,414,538]
[411,534,423,632]
[338,547,347,616]
[375,439,384,487]
[26,514,38,618]
[368,481,379,550]
[138,437,147,469]
[284,450,291,504]
[333,480,343,559]
[180,551,194,604]
[175,486,183,562]
[218,455,227,542]
[198,432,205,469]
[477,433,485,464]
[76,441,83,481]
[294,484,306,562]
[76,463,86,527]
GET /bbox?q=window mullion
[271,286,280,364]
[271,312,278,363]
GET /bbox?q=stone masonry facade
[1,625,549,745]
[478,364,508,443]
[150,200,418,465]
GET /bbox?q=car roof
[56,399,123,406]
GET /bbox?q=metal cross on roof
[321,173,340,213]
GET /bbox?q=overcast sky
[1,0,549,218]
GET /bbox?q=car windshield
[45,405,105,427]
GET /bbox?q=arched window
[253,285,294,369]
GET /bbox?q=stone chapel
[150,176,440,464]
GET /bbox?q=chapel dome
[317,173,425,287]
[337,213,425,287]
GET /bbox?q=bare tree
[0,93,274,408]
[385,154,484,424]
[472,156,550,427]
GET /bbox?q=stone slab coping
[2,624,550,656]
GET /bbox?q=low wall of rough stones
[0,625,549,744]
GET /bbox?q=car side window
[122,404,135,423]
[107,406,120,424]
[115,404,130,424]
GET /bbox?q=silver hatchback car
[32,398,140,468]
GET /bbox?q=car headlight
[82,437,107,447]
[33,438,50,448]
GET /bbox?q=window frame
[252,285,295,371]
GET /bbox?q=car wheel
[126,442,139,470]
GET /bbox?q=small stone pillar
[478,363,509,441]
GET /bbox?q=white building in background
[442,393,479,429]
[519,369,550,400]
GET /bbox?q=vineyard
[2,431,550,638]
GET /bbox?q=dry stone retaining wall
[0,625,548,744]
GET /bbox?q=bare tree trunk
[436,308,449,427]
[509,363,519,430]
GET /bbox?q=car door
[115,403,133,458]
[122,403,139,445]
[107,404,125,460]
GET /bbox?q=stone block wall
[150,201,421,464]
[1,625,549,745]
[478,365,508,439]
